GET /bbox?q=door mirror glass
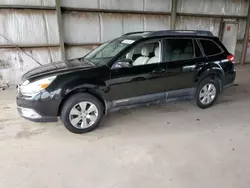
[114,59,133,68]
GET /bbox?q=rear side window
[165,39,195,61]
[199,39,222,56]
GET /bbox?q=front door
[106,40,166,106]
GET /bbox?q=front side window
[121,41,161,67]
[199,39,222,56]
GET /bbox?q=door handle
[152,68,166,74]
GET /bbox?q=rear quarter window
[199,39,223,56]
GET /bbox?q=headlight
[20,76,57,96]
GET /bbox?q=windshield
[84,38,134,65]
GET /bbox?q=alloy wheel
[69,101,99,129]
[199,83,217,105]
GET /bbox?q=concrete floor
[0,65,250,188]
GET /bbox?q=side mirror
[114,59,133,68]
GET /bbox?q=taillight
[227,55,235,63]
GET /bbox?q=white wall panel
[101,13,123,42]
[0,0,55,6]
[61,0,171,12]
[177,0,249,16]
[234,42,242,64]
[144,15,171,31]
[144,0,171,12]
[0,9,59,45]
[235,41,250,63]
[100,0,143,11]
[64,12,171,43]
[123,14,144,33]
[176,16,221,36]
[61,0,99,9]
[245,42,250,63]
[0,47,61,84]
[63,12,100,44]
[238,20,246,40]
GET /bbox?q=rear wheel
[60,93,104,134]
[196,78,220,109]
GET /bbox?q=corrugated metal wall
[61,0,172,11]
[177,0,248,16]
[0,9,59,45]
[63,12,171,44]
[0,0,55,7]
[0,0,249,85]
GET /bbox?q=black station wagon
[17,30,236,133]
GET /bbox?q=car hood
[21,58,93,81]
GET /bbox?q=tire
[196,78,220,109]
[60,93,104,134]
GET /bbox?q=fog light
[18,107,41,119]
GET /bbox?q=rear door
[157,38,206,97]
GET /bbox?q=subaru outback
[17,30,236,133]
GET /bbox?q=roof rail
[147,30,214,37]
[123,31,152,36]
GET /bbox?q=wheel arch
[58,87,107,116]
[195,67,224,92]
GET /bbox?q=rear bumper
[224,69,236,87]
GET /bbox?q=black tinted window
[165,39,194,61]
[200,39,222,56]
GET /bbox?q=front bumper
[17,106,58,122]
[16,90,61,123]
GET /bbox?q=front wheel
[196,78,220,109]
[60,93,104,134]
